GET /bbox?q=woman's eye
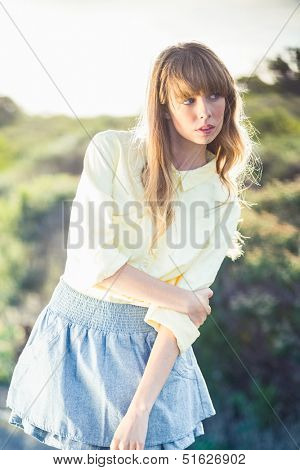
[209,92,220,100]
[183,93,220,105]
[183,98,194,105]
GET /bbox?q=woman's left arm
[110,325,180,450]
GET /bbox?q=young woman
[6,41,251,450]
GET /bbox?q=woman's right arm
[94,262,203,317]
[94,262,212,354]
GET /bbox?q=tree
[267,47,300,95]
[0,96,23,127]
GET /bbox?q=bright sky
[0,0,299,117]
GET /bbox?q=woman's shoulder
[91,129,139,156]
[91,128,130,145]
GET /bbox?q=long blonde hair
[129,41,261,257]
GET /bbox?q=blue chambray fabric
[6,277,216,450]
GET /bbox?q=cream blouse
[62,129,243,354]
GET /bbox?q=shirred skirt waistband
[49,277,152,333]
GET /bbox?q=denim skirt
[6,277,216,450]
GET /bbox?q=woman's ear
[162,104,171,120]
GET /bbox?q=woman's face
[166,89,226,145]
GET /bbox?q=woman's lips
[195,126,215,135]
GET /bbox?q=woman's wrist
[171,286,195,315]
[127,399,152,416]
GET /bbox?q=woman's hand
[110,406,150,450]
[186,287,214,328]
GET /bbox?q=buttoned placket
[138,154,217,272]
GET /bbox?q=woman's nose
[196,97,211,119]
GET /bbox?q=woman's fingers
[189,288,214,327]
[111,440,143,450]
[129,441,136,450]
[110,438,118,450]
[204,288,213,313]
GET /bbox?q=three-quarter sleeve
[143,198,244,355]
[65,131,130,289]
